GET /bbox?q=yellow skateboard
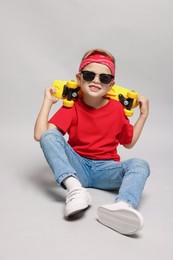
[52,80,138,117]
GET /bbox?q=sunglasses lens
[82,71,95,81]
[100,74,113,84]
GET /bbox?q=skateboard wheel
[127,90,138,99]
[124,108,133,117]
[63,99,74,107]
[66,80,78,89]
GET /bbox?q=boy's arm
[34,87,59,141]
[124,95,149,149]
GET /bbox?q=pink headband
[79,54,115,76]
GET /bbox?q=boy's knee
[130,158,150,177]
[40,129,63,146]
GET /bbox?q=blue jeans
[40,129,150,209]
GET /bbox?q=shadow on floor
[26,165,66,202]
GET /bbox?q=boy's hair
[81,48,116,66]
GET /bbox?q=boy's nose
[92,74,100,83]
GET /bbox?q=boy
[34,48,150,236]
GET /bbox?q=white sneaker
[65,188,92,217]
[97,201,144,235]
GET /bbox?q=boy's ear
[76,73,81,85]
[108,80,115,90]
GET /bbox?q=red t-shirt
[49,98,133,161]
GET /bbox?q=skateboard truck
[106,88,138,117]
[118,94,134,110]
[52,80,80,107]
[62,84,80,100]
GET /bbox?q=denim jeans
[40,129,150,209]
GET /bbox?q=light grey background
[0,0,173,259]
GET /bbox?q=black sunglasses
[81,70,114,84]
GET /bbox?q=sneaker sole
[97,207,143,235]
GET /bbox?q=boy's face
[76,63,115,98]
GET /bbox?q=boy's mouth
[89,85,101,92]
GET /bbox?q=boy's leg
[115,158,150,208]
[40,129,92,217]
[94,158,150,235]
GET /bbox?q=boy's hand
[124,95,149,149]
[44,86,59,104]
[137,95,149,119]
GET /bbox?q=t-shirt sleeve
[118,116,134,145]
[48,106,74,135]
